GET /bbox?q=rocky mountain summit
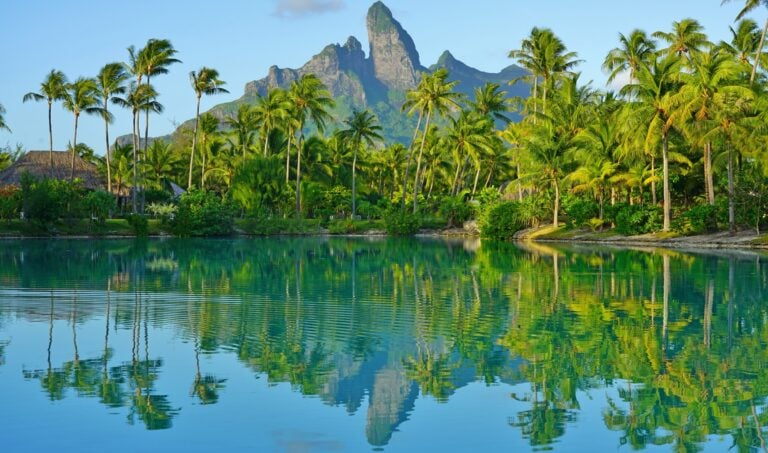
[183,1,528,142]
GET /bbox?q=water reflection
[1,238,767,451]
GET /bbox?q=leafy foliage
[479,201,526,240]
[171,190,235,237]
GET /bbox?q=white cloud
[274,0,346,18]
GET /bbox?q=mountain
[174,1,528,143]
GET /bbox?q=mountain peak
[366,1,422,90]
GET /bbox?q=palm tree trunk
[402,110,424,210]
[651,155,657,206]
[352,141,358,218]
[472,166,481,195]
[532,77,538,124]
[188,95,201,190]
[70,113,79,181]
[751,18,768,85]
[295,132,304,216]
[412,110,432,214]
[104,102,112,194]
[48,101,54,178]
[132,111,139,213]
[517,163,523,200]
[553,176,560,227]
[263,126,270,157]
[201,136,207,190]
[285,132,293,184]
[704,141,714,205]
[450,145,462,195]
[728,140,735,234]
[662,131,671,232]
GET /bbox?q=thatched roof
[0,151,104,190]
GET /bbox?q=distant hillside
[165,1,529,144]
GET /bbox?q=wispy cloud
[273,0,346,18]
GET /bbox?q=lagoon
[0,238,766,452]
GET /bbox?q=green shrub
[327,219,383,234]
[147,202,178,225]
[563,197,599,228]
[240,217,322,235]
[438,193,473,228]
[0,186,21,221]
[383,209,421,235]
[171,190,235,236]
[672,204,718,235]
[127,214,149,236]
[608,203,662,235]
[479,201,526,240]
[83,191,116,224]
[20,174,65,227]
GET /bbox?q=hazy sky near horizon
[0,0,765,154]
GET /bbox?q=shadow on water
[1,237,768,450]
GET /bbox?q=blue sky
[0,0,764,154]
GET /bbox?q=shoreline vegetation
[2,2,768,245]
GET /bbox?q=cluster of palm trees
[508,2,768,233]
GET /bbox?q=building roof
[0,150,105,190]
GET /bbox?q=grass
[0,218,167,237]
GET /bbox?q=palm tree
[113,82,163,213]
[653,19,709,59]
[196,113,220,189]
[288,74,335,215]
[673,48,749,206]
[224,104,258,159]
[472,82,511,124]
[722,0,768,84]
[509,27,548,117]
[188,67,228,189]
[95,63,129,193]
[143,140,179,189]
[622,55,682,231]
[720,19,763,68]
[136,39,180,157]
[22,69,68,176]
[253,88,290,157]
[339,109,383,218]
[445,111,494,196]
[0,103,10,133]
[603,30,657,84]
[62,78,100,181]
[403,68,462,213]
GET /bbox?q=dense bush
[479,201,526,240]
[327,219,383,234]
[438,192,473,228]
[171,190,236,236]
[127,213,149,236]
[383,209,421,235]
[240,217,322,235]
[672,204,718,235]
[20,174,66,226]
[83,191,116,224]
[147,202,178,225]
[0,186,21,221]
[607,203,662,235]
[563,197,599,228]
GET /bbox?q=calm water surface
[0,237,766,452]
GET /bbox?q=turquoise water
[0,238,766,452]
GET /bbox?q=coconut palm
[143,140,179,189]
[472,82,511,124]
[509,27,548,117]
[196,113,220,189]
[113,82,163,213]
[720,19,763,69]
[603,30,657,84]
[62,77,100,181]
[653,19,710,59]
[722,0,768,84]
[224,104,258,159]
[288,74,335,215]
[136,39,180,156]
[445,111,494,196]
[22,69,68,176]
[622,55,682,231]
[0,103,10,133]
[403,68,462,213]
[95,63,129,193]
[339,109,383,217]
[187,67,228,189]
[253,88,290,157]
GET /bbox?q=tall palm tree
[720,19,763,68]
[113,82,163,213]
[339,109,383,218]
[196,113,220,189]
[0,103,10,133]
[62,78,100,181]
[288,74,335,215]
[603,30,657,84]
[22,69,68,176]
[136,39,180,156]
[143,140,179,189]
[722,0,768,84]
[653,19,709,60]
[403,68,462,213]
[445,111,494,196]
[509,27,548,117]
[188,67,228,189]
[95,63,129,193]
[622,55,682,231]
[472,82,510,124]
[253,88,289,157]
[224,104,258,159]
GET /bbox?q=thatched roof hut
[0,151,104,190]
